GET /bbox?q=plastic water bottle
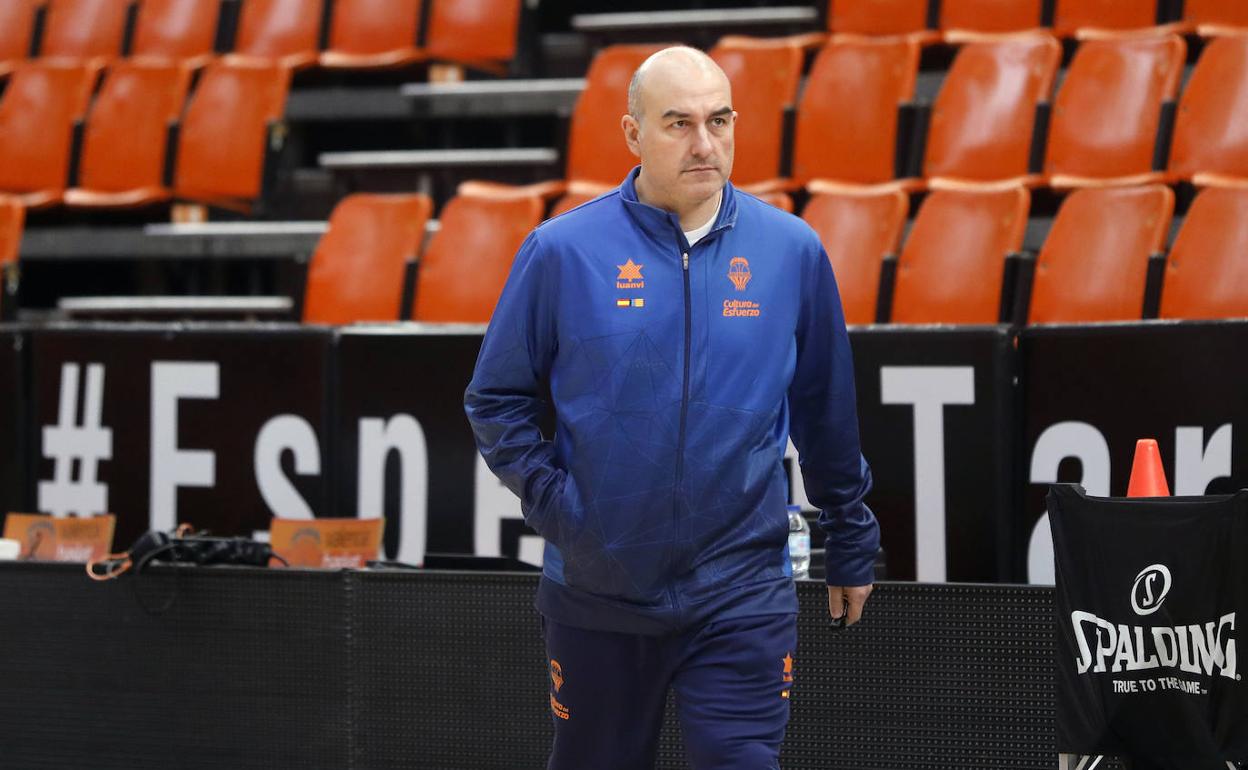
[787,505,810,580]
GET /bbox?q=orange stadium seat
[424,0,523,71]
[551,44,666,212]
[941,0,1045,41]
[0,195,23,317]
[320,0,423,70]
[41,0,130,61]
[828,0,938,43]
[755,191,793,212]
[890,186,1029,324]
[802,185,908,325]
[1044,34,1184,188]
[64,60,192,207]
[303,194,433,324]
[173,58,291,210]
[1183,0,1248,36]
[792,36,920,186]
[413,191,544,322]
[130,0,219,67]
[0,0,41,77]
[233,0,322,69]
[1159,186,1248,320]
[1168,35,1248,187]
[465,45,661,214]
[924,35,1059,188]
[710,35,808,192]
[1027,185,1173,323]
[1052,0,1160,37]
[0,195,23,267]
[0,61,100,208]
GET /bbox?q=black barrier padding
[0,565,1113,768]
[351,570,553,769]
[0,563,349,769]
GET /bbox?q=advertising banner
[849,326,1018,582]
[28,324,332,549]
[1021,322,1248,585]
[0,326,24,516]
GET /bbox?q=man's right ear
[621,114,641,158]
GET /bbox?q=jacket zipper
[670,247,691,612]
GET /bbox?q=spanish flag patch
[616,299,630,307]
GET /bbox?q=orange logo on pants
[781,652,794,699]
[550,659,570,718]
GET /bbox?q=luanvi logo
[1071,564,1239,683]
[1132,564,1171,616]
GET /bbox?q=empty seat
[924,35,1059,187]
[0,196,23,268]
[0,0,41,77]
[1028,185,1173,323]
[233,0,322,68]
[1159,187,1248,320]
[755,191,793,212]
[1053,0,1159,37]
[828,0,938,42]
[802,186,908,325]
[0,61,100,207]
[1184,0,1248,36]
[891,186,1029,323]
[131,0,219,67]
[64,61,192,207]
[173,58,291,209]
[566,44,667,188]
[1168,35,1248,186]
[1044,34,1184,188]
[941,0,1045,41]
[42,0,130,61]
[0,195,23,317]
[320,0,423,70]
[413,191,544,322]
[710,35,807,191]
[793,36,920,186]
[303,194,432,324]
[425,0,523,71]
[545,181,609,217]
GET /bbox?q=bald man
[466,46,879,769]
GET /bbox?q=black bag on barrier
[86,524,283,581]
[1050,484,1248,769]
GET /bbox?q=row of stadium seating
[9,30,1248,216]
[824,0,1246,41]
[0,0,520,74]
[9,180,1240,326]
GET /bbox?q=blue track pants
[543,613,798,770]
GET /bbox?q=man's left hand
[827,584,873,627]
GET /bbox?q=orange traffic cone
[1127,439,1170,497]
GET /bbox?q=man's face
[624,60,736,212]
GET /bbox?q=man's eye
[712,117,726,127]
[673,120,687,128]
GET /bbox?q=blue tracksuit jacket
[464,168,879,634]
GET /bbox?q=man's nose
[690,123,713,157]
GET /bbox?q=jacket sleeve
[787,242,880,587]
[463,232,566,545]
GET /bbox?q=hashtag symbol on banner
[38,363,113,518]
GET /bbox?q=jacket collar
[618,166,738,249]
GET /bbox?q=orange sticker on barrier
[269,518,384,569]
[2,512,116,562]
